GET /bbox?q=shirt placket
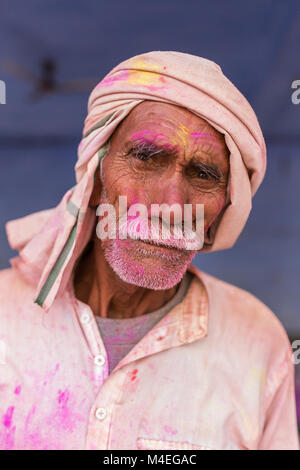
[68,272,209,450]
[77,301,109,393]
[72,295,129,449]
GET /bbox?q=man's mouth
[131,238,184,254]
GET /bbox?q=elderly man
[0,51,298,450]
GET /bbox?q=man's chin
[102,239,195,290]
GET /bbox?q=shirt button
[80,312,90,324]
[94,354,105,366]
[95,407,107,420]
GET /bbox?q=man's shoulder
[0,266,25,284]
[189,265,292,358]
[0,267,35,304]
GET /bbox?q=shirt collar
[67,263,209,373]
[111,264,209,373]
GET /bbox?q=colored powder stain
[125,59,167,89]
[131,132,168,147]
[127,69,166,90]
[3,406,14,428]
[178,124,190,135]
[191,132,211,138]
[58,388,70,406]
[23,405,54,450]
[54,388,82,433]
[24,431,48,450]
[98,70,129,87]
[138,266,144,276]
[3,425,16,450]
[170,124,191,147]
[131,368,138,381]
[25,404,36,429]
[14,385,21,395]
[130,131,151,140]
[164,425,178,435]
[130,58,162,71]
[250,366,267,385]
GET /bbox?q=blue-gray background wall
[0,0,299,338]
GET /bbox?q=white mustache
[117,214,204,251]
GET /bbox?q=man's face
[93,101,229,289]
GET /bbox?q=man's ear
[89,174,102,208]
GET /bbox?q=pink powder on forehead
[130,131,151,139]
[130,132,167,144]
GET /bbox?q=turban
[6,51,267,312]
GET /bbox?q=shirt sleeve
[258,351,299,450]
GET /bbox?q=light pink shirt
[0,263,298,450]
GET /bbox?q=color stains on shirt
[1,406,16,450]
[14,385,21,395]
[2,406,14,428]
[131,369,138,381]
[164,425,178,435]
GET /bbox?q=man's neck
[73,237,179,319]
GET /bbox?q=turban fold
[6,51,267,312]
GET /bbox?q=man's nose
[147,174,187,226]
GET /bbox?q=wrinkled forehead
[110,101,229,152]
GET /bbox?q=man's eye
[134,152,151,161]
[130,149,152,161]
[197,170,209,179]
